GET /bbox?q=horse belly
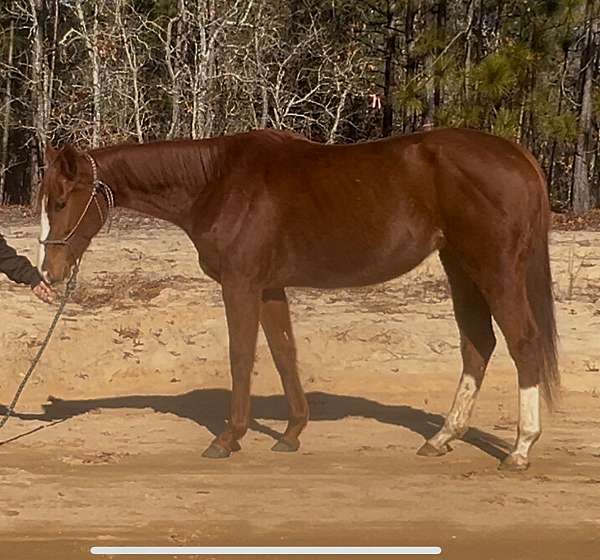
[285,223,444,289]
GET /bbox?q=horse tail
[523,151,560,409]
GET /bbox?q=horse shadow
[1,389,511,460]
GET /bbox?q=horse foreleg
[202,279,261,459]
[260,288,309,452]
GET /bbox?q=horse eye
[54,200,66,211]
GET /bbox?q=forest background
[0,0,598,213]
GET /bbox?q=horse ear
[57,144,80,181]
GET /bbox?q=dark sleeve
[0,234,42,287]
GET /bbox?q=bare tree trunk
[254,3,269,129]
[43,0,60,151]
[116,0,143,143]
[423,0,436,129]
[75,0,101,147]
[29,0,46,206]
[547,48,569,192]
[517,90,527,142]
[404,0,416,132]
[166,0,187,139]
[572,0,598,214]
[464,0,476,102]
[0,17,15,204]
[191,1,209,139]
[434,0,446,116]
[382,0,398,137]
[591,127,599,207]
[190,0,232,138]
[29,0,58,207]
[328,87,350,143]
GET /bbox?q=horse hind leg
[441,239,556,471]
[417,248,496,457]
[489,283,549,471]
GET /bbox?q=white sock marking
[38,195,49,274]
[429,373,479,448]
[514,385,540,458]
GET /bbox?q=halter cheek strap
[40,153,115,247]
[85,153,115,233]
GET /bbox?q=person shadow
[0,389,511,460]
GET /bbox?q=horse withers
[38,128,558,471]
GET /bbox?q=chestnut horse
[38,128,558,470]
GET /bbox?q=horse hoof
[271,438,300,453]
[416,442,452,457]
[202,444,231,459]
[498,454,529,472]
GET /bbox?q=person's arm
[0,233,42,287]
[0,234,55,302]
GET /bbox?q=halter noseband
[40,153,115,247]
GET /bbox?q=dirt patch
[1,221,600,559]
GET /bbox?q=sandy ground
[1,215,600,560]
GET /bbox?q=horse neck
[91,138,229,230]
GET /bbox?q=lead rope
[0,263,79,431]
[2,153,112,432]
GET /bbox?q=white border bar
[91,546,441,555]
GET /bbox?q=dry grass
[71,270,200,309]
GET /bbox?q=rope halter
[40,153,115,247]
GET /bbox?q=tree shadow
[0,389,511,459]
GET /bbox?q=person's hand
[32,281,56,303]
